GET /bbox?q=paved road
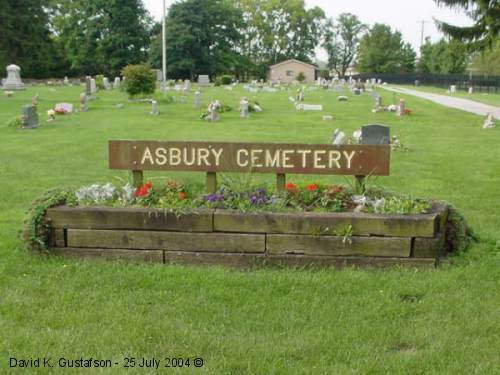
[382,86,500,119]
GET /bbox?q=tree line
[0,0,498,79]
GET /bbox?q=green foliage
[470,39,500,75]
[357,24,416,73]
[375,196,431,215]
[0,0,67,78]
[446,205,477,253]
[296,72,306,82]
[51,0,152,77]
[237,0,326,78]
[418,38,469,74]
[324,13,366,78]
[221,75,233,85]
[95,75,105,90]
[149,0,244,79]
[23,188,77,251]
[121,64,156,97]
[435,0,500,51]
[214,77,223,87]
[6,117,22,128]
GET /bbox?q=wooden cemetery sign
[109,139,391,192]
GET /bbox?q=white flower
[121,183,136,202]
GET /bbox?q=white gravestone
[2,64,25,90]
[332,129,346,145]
[151,100,160,115]
[396,99,406,116]
[194,91,201,109]
[240,98,250,118]
[198,75,210,87]
[114,77,121,89]
[90,78,97,94]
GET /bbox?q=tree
[51,0,152,76]
[469,39,500,75]
[0,0,65,78]
[418,38,469,74]
[323,13,366,78]
[435,0,500,51]
[357,24,416,73]
[236,0,326,78]
[149,0,244,79]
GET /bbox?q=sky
[144,0,472,59]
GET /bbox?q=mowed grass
[1,84,499,374]
[397,84,500,107]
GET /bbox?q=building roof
[270,59,317,70]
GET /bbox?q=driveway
[382,86,500,119]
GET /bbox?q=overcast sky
[144,0,472,58]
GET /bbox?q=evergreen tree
[418,38,469,74]
[435,0,500,51]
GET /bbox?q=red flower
[286,182,297,190]
[306,184,319,192]
[178,191,187,200]
[135,181,153,197]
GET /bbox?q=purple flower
[250,195,258,204]
[203,193,225,203]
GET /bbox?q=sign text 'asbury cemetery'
[109,140,391,176]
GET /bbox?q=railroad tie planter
[45,202,449,268]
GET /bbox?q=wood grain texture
[67,229,265,253]
[214,210,439,238]
[46,206,213,232]
[267,234,411,257]
[52,248,163,263]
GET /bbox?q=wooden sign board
[109,140,390,176]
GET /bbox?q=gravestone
[468,87,474,94]
[374,96,383,112]
[353,88,361,96]
[483,113,496,129]
[198,75,210,87]
[332,129,346,145]
[103,77,111,90]
[184,79,191,91]
[194,91,201,109]
[450,85,457,94]
[114,77,121,89]
[2,64,25,90]
[206,100,220,122]
[415,80,420,87]
[361,124,390,145]
[240,98,250,118]
[90,78,97,94]
[296,104,323,111]
[396,99,406,116]
[296,87,305,102]
[21,105,39,129]
[32,94,40,106]
[80,93,88,112]
[337,96,348,102]
[85,76,92,96]
[151,100,160,115]
[64,76,69,85]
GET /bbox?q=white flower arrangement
[75,183,137,204]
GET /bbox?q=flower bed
[24,180,474,268]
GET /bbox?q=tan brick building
[269,59,316,84]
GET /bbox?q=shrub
[221,75,233,85]
[296,72,306,82]
[121,64,156,97]
[95,75,105,90]
[214,77,222,86]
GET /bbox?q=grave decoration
[27,129,463,268]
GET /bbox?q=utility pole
[162,0,167,93]
[419,20,428,50]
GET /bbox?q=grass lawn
[1,84,499,374]
[395,84,500,107]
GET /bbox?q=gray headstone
[3,64,25,91]
[85,76,92,96]
[194,91,201,108]
[80,93,88,112]
[21,105,39,128]
[361,124,390,145]
[198,75,210,87]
